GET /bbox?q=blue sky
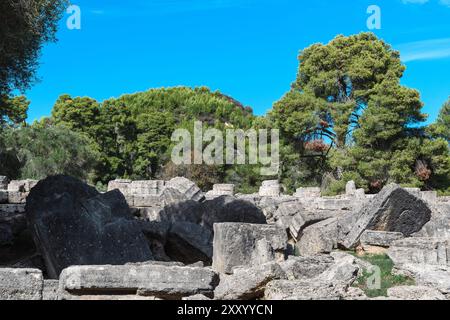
[25,0,450,123]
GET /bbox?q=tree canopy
[271,33,449,194]
[50,87,256,188]
[0,0,67,99]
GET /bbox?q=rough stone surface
[259,180,280,197]
[289,210,334,241]
[165,222,213,264]
[278,255,334,280]
[264,280,347,300]
[342,184,432,249]
[345,181,356,195]
[26,175,153,278]
[8,180,37,192]
[415,204,450,238]
[342,287,368,300]
[387,237,449,266]
[0,268,43,300]
[393,263,450,294]
[315,254,360,286]
[166,177,204,202]
[202,196,267,230]
[59,264,219,300]
[296,218,338,256]
[387,286,446,300]
[7,191,28,204]
[214,262,286,300]
[42,280,59,300]
[294,187,321,198]
[212,223,287,274]
[360,230,405,248]
[205,184,235,199]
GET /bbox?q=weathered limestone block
[107,179,132,194]
[0,268,43,300]
[342,287,368,300]
[271,200,305,232]
[58,265,219,300]
[205,184,235,199]
[255,196,280,220]
[294,187,321,198]
[387,238,449,266]
[135,207,164,221]
[296,218,338,256]
[387,286,446,300]
[129,180,165,196]
[212,223,288,274]
[214,262,286,300]
[315,254,360,286]
[259,180,280,197]
[42,280,59,300]
[7,191,28,204]
[404,188,421,197]
[345,181,356,195]
[393,264,450,294]
[289,210,335,241]
[8,179,37,192]
[275,201,303,220]
[133,195,160,207]
[278,255,334,280]
[166,177,204,202]
[354,188,366,199]
[342,184,432,249]
[330,252,374,276]
[360,230,404,248]
[264,280,347,300]
[420,191,438,205]
[314,198,352,211]
[26,175,153,278]
[416,204,450,238]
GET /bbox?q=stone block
[212,223,288,274]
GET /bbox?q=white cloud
[396,38,450,62]
[440,0,450,7]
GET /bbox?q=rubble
[342,184,432,249]
[1,175,449,301]
[212,223,288,274]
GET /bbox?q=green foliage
[351,253,415,298]
[430,98,450,144]
[0,95,29,129]
[0,0,67,99]
[0,124,99,181]
[271,32,450,194]
[51,87,256,186]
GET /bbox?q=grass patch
[351,253,415,298]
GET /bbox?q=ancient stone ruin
[1,175,449,300]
